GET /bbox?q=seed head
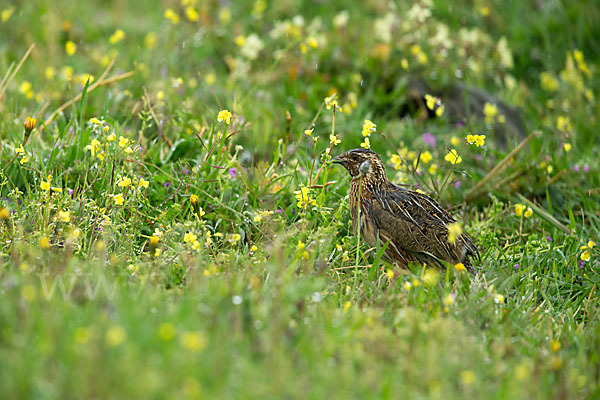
[359,159,371,176]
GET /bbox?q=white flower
[374,12,397,43]
[333,10,349,28]
[496,37,514,69]
[240,34,264,60]
[407,3,431,23]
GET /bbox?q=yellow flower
[184,232,198,244]
[460,370,476,386]
[444,149,462,165]
[234,35,246,46]
[294,186,317,208]
[149,235,159,250]
[494,293,505,304]
[551,340,561,353]
[45,66,55,79]
[21,284,37,302]
[106,325,126,346]
[205,73,216,85]
[118,177,132,187]
[550,356,563,370]
[588,240,595,248]
[324,92,338,110]
[514,203,525,217]
[180,331,206,352]
[297,241,305,251]
[454,262,466,272]
[19,81,32,95]
[343,301,351,314]
[580,250,590,261]
[24,116,37,131]
[130,261,142,271]
[443,294,455,306]
[40,237,51,250]
[540,72,559,91]
[118,136,129,148]
[144,32,157,49]
[217,109,233,124]
[515,363,531,381]
[422,269,440,286]
[109,29,125,44]
[483,102,498,123]
[250,245,258,252]
[139,178,149,188]
[74,327,92,344]
[447,222,462,244]
[360,137,370,149]
[420,151,432,164]
[466,134,485,147]
[556,116,572,132]
[85,138,103,158]
[58,210,71,223]
[15,146,24,155]
[573,49,590,76]
[158,323,176,341]
[451,136,460,146]
[0,207,9,221]
[390,154,402,170]
[304,128,314,137]
[185,6,199,22]
[1,7,14,22]
[523,207,533,218]
[563,143,571,152]
[330,134,341,145]
[65,40,77,56]
[306,36,318,49]
[62,66,74,80]
[164,8,179,24]
[386,269,395,280]
[41,180,51,191]
[113,193,124,205]
[362,120,376,137]
[424,94,444,116]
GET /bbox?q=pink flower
[422,132,436,148]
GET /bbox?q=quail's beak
[332,155,345,165]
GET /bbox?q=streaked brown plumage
[333,148,480,274]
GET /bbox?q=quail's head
[333,149,386,179]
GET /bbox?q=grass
[1,0,599,398]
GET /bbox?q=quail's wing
[370,186,463,262]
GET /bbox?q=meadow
[0,0,599,398]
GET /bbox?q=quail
[333,148,480,273]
